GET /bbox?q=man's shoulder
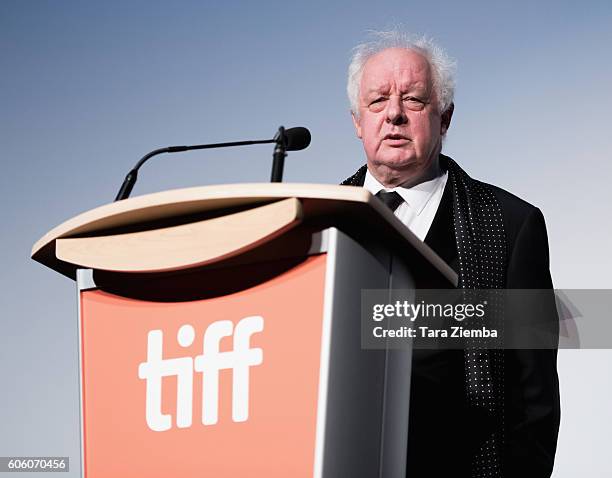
[482,181,539,216]
[477,179,546,249]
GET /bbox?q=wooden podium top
[31,183,457,285]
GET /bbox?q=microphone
[284,127,311,151]
[114,126,311,201]
[270,126,312,183]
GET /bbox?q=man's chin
[369,156,435,187]
[372,157,420,175]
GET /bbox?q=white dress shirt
[363,168,448,241]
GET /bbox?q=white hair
[347,30,456,116]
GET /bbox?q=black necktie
[375,190,404,212]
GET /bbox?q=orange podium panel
[79,255,327,477]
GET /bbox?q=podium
[32,183,456,478]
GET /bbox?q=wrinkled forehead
[360,47,433,96]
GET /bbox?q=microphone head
[285,127,311,151]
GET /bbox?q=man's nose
[386,96,407,125]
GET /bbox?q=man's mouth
[383,133,411,145]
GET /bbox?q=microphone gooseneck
[114,126,311,201]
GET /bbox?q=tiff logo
[138,316,264,432]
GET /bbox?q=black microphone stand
[270,126,287,183]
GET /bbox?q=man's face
[352,48,452,187]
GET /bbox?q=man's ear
[351,111,363,139]
[441,102,454,135]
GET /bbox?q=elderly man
[342,31,560,478]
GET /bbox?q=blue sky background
[1,1,611,476]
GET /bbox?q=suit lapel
[424,177,458,274]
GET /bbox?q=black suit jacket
[411,178,560,477]
[345,167,561,477]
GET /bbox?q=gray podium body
[32,183,456,478]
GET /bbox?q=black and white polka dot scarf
[446,156,506,478]
[342,155,508,478]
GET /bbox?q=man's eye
[369,97,386,106]
[403,96,427,110]
[368,97,387,111]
